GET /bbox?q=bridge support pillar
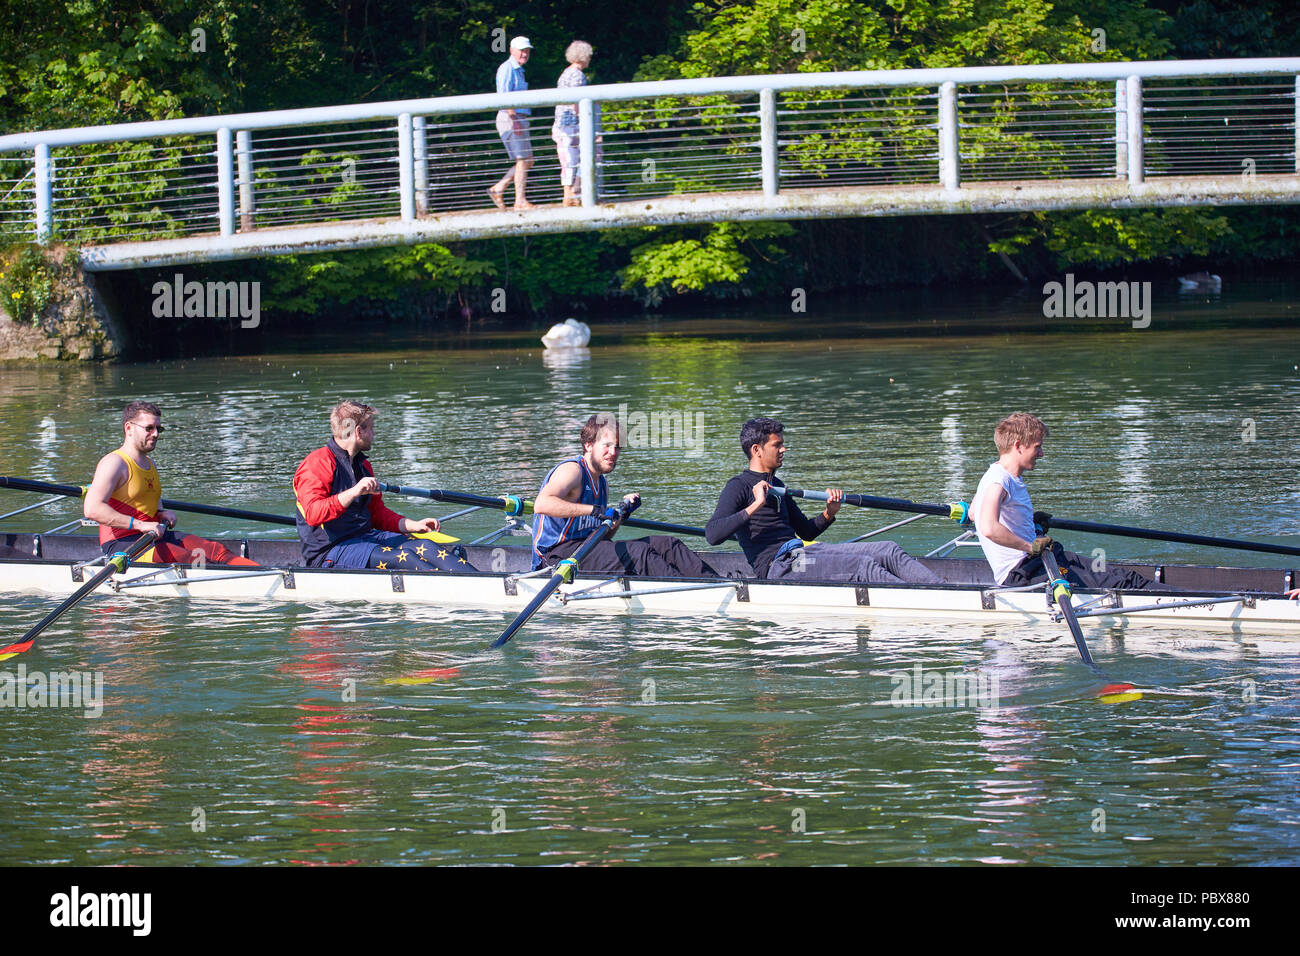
[760,88,778,198]
[34,144,52,244]
[939,81,960,191]
[1295,76,1300,173]
[579,98,596,207]
[397,113,415,221]
[1126,75,1144,186]
[216,127,234,236]
[413,116,429,216]
[236,130,254,231]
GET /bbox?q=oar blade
[1097,682,1143,704]
[0,640,34,661]
[383,666,461,685]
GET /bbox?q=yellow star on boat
[414,543,427,558]
[437,549,449,560]
[381,546,394,553]
[376,561,388,570]
[397,550,409,562]
[458,556,467,564]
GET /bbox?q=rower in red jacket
[294,400,476,571]
[85,400,258,566]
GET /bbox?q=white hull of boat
[4,558,1299,643]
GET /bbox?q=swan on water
[541,318,591,349]
[1177,272,1222,292]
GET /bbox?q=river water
[1,279,1298,865]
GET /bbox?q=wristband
[128,516,134,530]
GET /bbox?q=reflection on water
[541,346,591,371]
[1,589,1297,865]
[2,298,1300,865]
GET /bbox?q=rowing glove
[1033,510,1052,534]
[1029,535,1053,556]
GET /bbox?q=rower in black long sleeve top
[706,470,833,577]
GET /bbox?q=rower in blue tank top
[531,413,722,578]
[531,455,608,567]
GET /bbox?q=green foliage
[2,0,1298,326]
[2,3,225,130]
[634,0,1173,81]
[261,244,496,315]
[1039,208,1234,267]
[619,222,794,300]
[484,234,613,309]
[0,245,58,325]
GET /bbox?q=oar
[1040,548,1095,668]
[0,473,462,543]
[775,486,1300,559]
[0,532,158,661]
[772,486,970,523]
[377,482,704,538]
[491,497,640,649]
[0,475,296,527]
[1040,548,1142,702]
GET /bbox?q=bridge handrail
[2,58,1299,153]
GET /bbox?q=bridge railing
[0,59,1296,248]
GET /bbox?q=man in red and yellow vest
[84,400,258,566]
[293,400,475,571]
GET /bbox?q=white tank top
[972,462,1036,584]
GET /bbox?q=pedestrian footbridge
[1,58,1297,271]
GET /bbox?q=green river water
[1,280,1298,866]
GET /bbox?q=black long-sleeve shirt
[705,470,833,577]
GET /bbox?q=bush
[0,245,58,326]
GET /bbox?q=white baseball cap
[510,36,532,51]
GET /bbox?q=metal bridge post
[412,115,429,216]
[939,81,960,190]
[1114,79,1127,178]
[397,112,415,221]
[216,127,234,236]
[33,143,52,244]
[760,88,779,198]
[1126,75,1144,186]
[236,130,254,231]
[1295,76,1300,173]
[579,97,595,207]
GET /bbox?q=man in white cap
[489,36,536,211]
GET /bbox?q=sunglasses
[128,420,166,434]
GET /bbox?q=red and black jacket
[294,439,405,566]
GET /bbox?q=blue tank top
[531,456,608,568]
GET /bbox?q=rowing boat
[3,532,1299,642]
